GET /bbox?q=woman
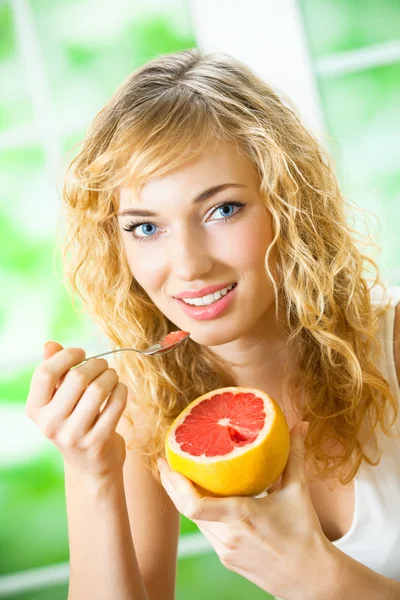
[26,49,400,599]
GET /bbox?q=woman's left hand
[157,421,343,600]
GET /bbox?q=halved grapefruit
[165,387,290,497]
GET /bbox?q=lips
[173,282,236,300]
[175,283,238,321]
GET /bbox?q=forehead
[118,138,259,208]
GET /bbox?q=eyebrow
[117,183,247,218]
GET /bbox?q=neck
[208,305,294,394]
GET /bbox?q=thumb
[43,340,64,360]
[280,421,310,488]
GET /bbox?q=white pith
[182,283,236,306]
[168,387,274,463]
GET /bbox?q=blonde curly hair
[59,48,398,487]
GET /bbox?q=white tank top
[274,286,400,600]
[331,285,400,582]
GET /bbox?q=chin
[185,324,241,348]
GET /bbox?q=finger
[90,382,128,438]
[43,340,64,360]
[28,347,86,411]
[67,368,120,436]
[280,421,310,489]
[43,341,67,391]
[196,522,225,551]
[47,358,109,420]
[158,459,245,524]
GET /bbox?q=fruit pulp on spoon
[160,330,190,348]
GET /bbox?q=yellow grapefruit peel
[165,386,290,497]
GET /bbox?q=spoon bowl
[75,331,190,366]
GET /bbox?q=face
[117,138,278,348]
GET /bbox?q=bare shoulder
[394,302,400,386]
[115,390,180,600]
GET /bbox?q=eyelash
[122,201,246,243]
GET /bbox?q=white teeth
[182,284,236,306]
[191,297,205,306]
[202,293,214,305]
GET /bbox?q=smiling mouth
[179,283,237,307]
[174,282,238,321]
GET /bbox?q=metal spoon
[76,331,190,366]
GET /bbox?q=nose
[167,225,213,282]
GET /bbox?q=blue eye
[122,201,245,243]
[123,221,159,240]
[136,223,157,237]
[212,204,237,219]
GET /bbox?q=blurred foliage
[0,457,67,574]
[318,63,400,283]
[0,1,399,599]
[301,0,400,55]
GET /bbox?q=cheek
[216,218,273,271]
[123,240,167,291]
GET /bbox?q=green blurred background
[0,0,399,598]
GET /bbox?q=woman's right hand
[25,341,129,480]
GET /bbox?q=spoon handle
[81,348,142,363]
[70,333,189,368]
[75,344,168,367]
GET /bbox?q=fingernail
[301,422,310,438]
